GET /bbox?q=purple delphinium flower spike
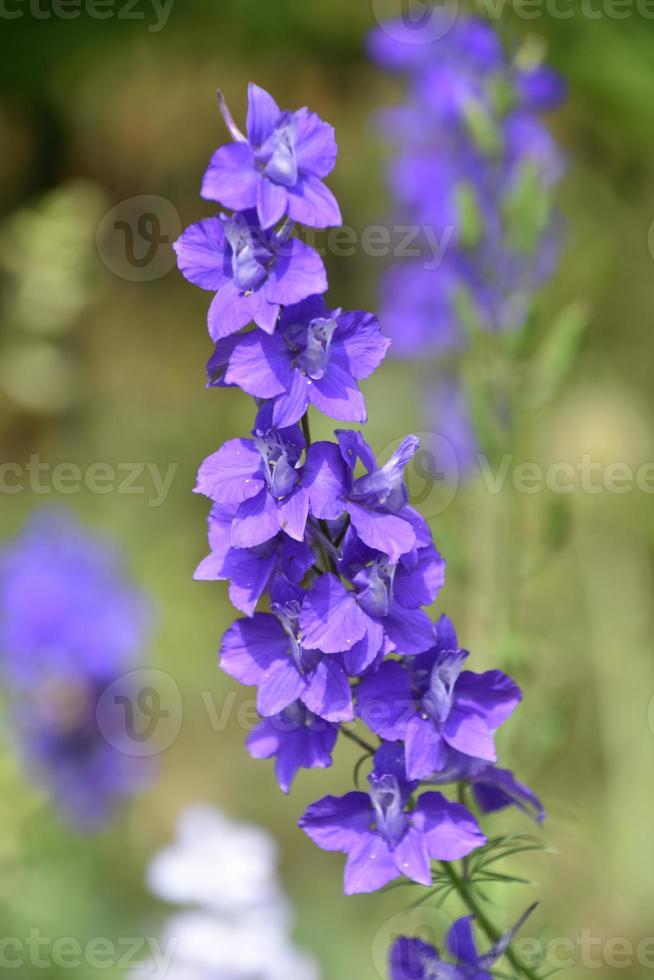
[299,744,485,895]
[368,14,566,355]
[179,82,545,940]
[0,508,152,830]
[209,295,390,427]
[203,82,342,230]
[356,615,521,780]
[174,210,327,339]
[247,702,339,794]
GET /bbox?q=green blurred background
[1,1,653,977]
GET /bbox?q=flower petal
[219,613,288,686]
[344,834,398,895]
[287,174,342,228]
[173,218,228,291]
[299,574,368,654]
[294,107,338,178]
[265,238,327,305]
[225,330,292,398]
[201,142,258,209]
[347,503,416,563]
[247,82,280,146]
[413,793,486,861]
[356,661,413,740]
[302,657,353,723]
[299,792,372,852]
[257,178,289,229]
[194,439,263,504]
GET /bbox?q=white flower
[132,805,320,980]
[146,804,288,919]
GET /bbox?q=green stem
[440,862,541,980]
[301,410,339,574]
[341,726,376,755]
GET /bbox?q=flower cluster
[0,508,152,830]
[131,804,319,980]
[368,14,566,355]
[179,80,543,915]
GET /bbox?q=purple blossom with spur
[247,702,339,794]
[208,295,389,426]
[194,503,314,616]
[429,753,545,823]
[0,508,152,829]
[203,82,341,230]
[390,909,536,980]
[299,745,485,895]
[356,615,521,780]
[173,210,327,339]
[305,430,425,563]
[219,587,357,723]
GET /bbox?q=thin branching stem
[440,862,542,980]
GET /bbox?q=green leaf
[528,302,589,410]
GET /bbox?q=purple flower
[194,503,314,616]
[173,210,327,339]
[356,615,521,780]
[299,745,485,895]
[202,83,341,230]
[305,529,446,661]
[389,919,494,980]
[304,431,425,563]
[208,295,389,427]
[0,508,149,687]
[390,908,537,979]
[0,509,152,829]
[247,701,339,793]
[194,420,311,547]
[430,753,545,823]
[219,594,356,723]
[14,674,150,832]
